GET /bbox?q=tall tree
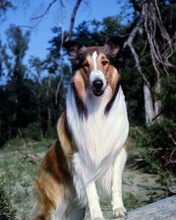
[125,0,176,123]
[0,0,13,19]
[0,25,30,143]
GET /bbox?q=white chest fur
[66,86,129,180]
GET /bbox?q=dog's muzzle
[92,79,104,96]
[90,70,106,96]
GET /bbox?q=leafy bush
[160,75,176,120]
[0,178,16,219]
[45,120,56,138]
[131,119,176,174]
[23,122,41,141]
[131,75,176,174]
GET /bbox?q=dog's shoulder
[57,112,77,159]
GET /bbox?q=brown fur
[32,113,77,220]
[72,51,120,105]
[32,37,126,220]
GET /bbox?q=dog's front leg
[86,181,105,220]
[112,147,127,218]
[73,153,104,219]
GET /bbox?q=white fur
[51,199,68,220]
[67,86,128,191]
[89,51,107,90]
[112,148,127,216]
[86,182,104,219]
[51,193,85,220]
[66,55,129,218]
[92,51,98,69]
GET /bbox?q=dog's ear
[105,36,124,57]
[63,40,85,60]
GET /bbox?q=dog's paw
[113,207,127,218]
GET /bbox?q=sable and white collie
[32,36,129,220]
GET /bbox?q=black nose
[93,79,103,90]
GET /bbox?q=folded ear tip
[105,36,124,56]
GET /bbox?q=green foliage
[0,177,16,219]
[73,16,128,46]
[130,71,176,174]
[23,122,41,141]
[160,75,176,120]
[46,120,56,139]
[131,118,176,174]
[121,56,144,124]
[0,25,68,146]
[0,139,53,219]
[123,193,142,211]
[0,0,14,17]
[0,1,176,149]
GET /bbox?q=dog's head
[63,36,124,101]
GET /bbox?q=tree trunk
[0,118,1,139]
[154,78,162,117]
[47,74,51,122]
[143,82,155,123]
[125,0,173,124]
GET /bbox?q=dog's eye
[83,62,89,68]
[102,60,109,66]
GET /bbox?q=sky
[0,0,131,64]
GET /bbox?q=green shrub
[131,75,176,174]
[123,192,142,210]
[23,122,41,141]
[45,120,56,138]
[0,178,16,219]
[131,119,176,174]
[160,75,176,120]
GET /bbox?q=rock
[118,196,176,220]
[169,186,176,196]
[84,196,176,219]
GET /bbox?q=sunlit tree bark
[125,0,174,123]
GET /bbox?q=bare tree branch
[124,7,151,88]
[55,0,66,105]
[125,0,174,88]
[55,0,83,104]
[143,0,173,76]
[20,0,58,29]
[128,43,151,88]
[124,0,175,122]
[30,0,58,28]
[30,0,57,21]
[65,0,83,41]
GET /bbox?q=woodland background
[0,0,176,219]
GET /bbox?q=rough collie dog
[32,36,129,220]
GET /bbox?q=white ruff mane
[66,85,129,202]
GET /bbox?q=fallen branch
[168,133,176,146]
